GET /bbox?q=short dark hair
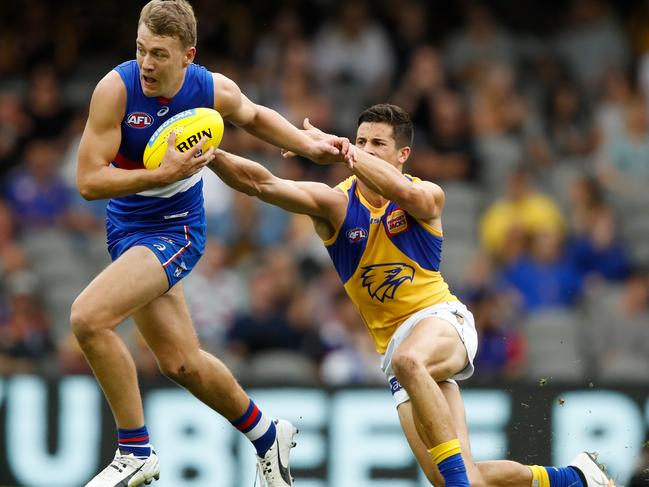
[357,104,414,148]
[139,0,197,48]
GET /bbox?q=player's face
[136,24,195,98]
[355,122,409,167]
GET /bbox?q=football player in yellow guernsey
[209,104,614,487]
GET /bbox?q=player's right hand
[156,131,216,184]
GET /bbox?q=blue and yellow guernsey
[324,175,458,353]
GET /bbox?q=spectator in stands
[312,0,395,132]
[408,88,480,183]
[184,239,247,353]
[387,0,431,74]
[0,91,33,179]
[553,0,629,94]
[499,228,583,313]
[480,167,566,262]
[544,81,597,160]
[567,177,631,283]
[595,69,634,142]
[468,63,529,193]
[320,288,385,384]
[0,272,53,373]
[444,3,518,83]
[271,70,333,131]
[597,95,649,197]
[0,199,27,276]
[467,288,525,382]
[392,45,445,136]
[227,252,322,363]
[23,65,72,141]
[580,269,649,381]
[3,138,71,229]
[253,8,305,86]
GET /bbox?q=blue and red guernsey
[108,60,214,231]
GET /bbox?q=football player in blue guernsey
[73,1,345,486]
[209,104,615,487]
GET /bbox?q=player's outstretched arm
[77,72,215,200]
[212,73,348,165]
[208,149,347,222]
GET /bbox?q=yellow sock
[428,439,469,486]
[428,438,462,464]
[529,465,551,487]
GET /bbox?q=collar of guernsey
[106,60,214,231]
[323,175,458,354]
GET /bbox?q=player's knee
[391,349,426,383]
[70,298,100,343]
[158,354,201,385]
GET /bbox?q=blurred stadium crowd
[1,0,649,387]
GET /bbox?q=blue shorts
[106,220,206,289]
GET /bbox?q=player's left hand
[283,118,350,165]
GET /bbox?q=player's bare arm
[76,71,215,200]
[348,144,444,221]
[212,73,347,164]
[209,149,347,240]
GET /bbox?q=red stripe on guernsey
[157,96,171,104]
[236,404,261,432]
[114,152,144,169]
[119,436,149,443]
[162,226,192,267]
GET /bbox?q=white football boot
[256,419,298,487]
[570,452,615,487]
[86,449,160,487]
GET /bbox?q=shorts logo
[153,243,166,251]
[174,261,188,278]
[453,311,465,325]
[126,112,154,128]
[346,227,368,243]
[389,377,403,395]
[386,209,408,235]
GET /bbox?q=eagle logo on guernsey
[360,262,415,302]
[346,227,368,243]
[126,112,153,128]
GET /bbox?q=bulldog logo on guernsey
[386,209,408,235]
[126,112,153,128]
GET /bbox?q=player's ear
[184,46,196,66]
[398,146,411,164]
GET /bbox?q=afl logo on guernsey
[126,112,154,128]
[346,227,368,243]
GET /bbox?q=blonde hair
[138,0,197,48]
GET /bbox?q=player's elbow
[77,177,101,200]
[397,186,437,219]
